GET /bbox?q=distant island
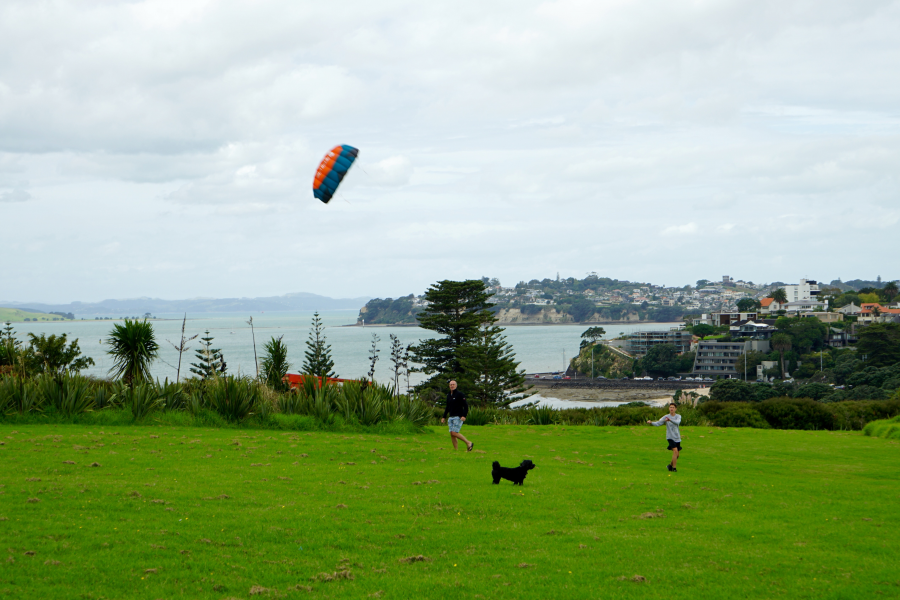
[357,275,897,326]
[0,292,370,321]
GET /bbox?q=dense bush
[755,397,834,430]
[709,379,751,402]
[792,383,832,401]
[701,403,770,429]
[699,398,900,431]
[847,365,900,389]
[828,399,900,430]
[708,377,893,405]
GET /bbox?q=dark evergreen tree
[411,279,530,404]
[457,315,531,407]
[736,297,761,312]
[302,312,336,378]
[641,344,679,377]
[856,323,900,367]
[189,330,226,379]
[410,279,496,392]
[0,321,22,367]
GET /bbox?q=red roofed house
[859,304,900,324]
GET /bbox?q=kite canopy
[313,145,359,203]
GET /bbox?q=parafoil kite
[313,145,359,203]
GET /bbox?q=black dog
[492,460,536,486]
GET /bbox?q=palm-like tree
[883,281,898,302]
[107,319,159,385]
[769,288,788,306]
[771,332,792,379]
[261,335,291,392]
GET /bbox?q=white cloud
[662,223,699,236]
[2,0,899,302]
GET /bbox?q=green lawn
[1,424,898,599]
[0,308,72,323]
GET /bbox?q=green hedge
[699,398,900,431]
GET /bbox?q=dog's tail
[492,461,500,468]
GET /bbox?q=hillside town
[583,276,900,384]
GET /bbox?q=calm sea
[9,312,678,385]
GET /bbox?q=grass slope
[1,425,898,599]
[863,414,900,440]
[0,308,71,323]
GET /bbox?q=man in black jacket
[440,380,474,451]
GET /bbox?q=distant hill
[1,292,371,318]
[831,279,897,291]
[0,307,74,323]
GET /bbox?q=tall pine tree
[410,279,529,405]
[302,312,336,378]
[410,280,494,391]
[457,315,532,407]
[189,330,226,379]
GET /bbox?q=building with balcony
[625,330,694,355]
[690,340,747,377]
[780,279,822,302]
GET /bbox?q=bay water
[8,312,678,386]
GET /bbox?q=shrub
[120,383,160,421]
[0,376,41,414]
[828,399,900,430]
[277,392,304,415]
[843,385,888,401]
[756,397,834,430]
[155,378,187,410]
[527,405,556,425]
[33,374,95,417]
[792,383,832,401]
[708,404,770,429]
[709,379,752,402]
[465,406,497,426]
[820,390,846,403]
[395,394,432,427]
[751,384,781,402]
[207,376,259,422]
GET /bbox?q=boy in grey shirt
[647,403,682,472]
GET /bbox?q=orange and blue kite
[313,145,359,203]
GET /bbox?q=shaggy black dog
[492,460,536,485]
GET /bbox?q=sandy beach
[510,386,711,409]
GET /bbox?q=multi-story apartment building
[691,340,746,377]
[780,279,822,303]
[625,330,693,355]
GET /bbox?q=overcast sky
[3,0,899,303]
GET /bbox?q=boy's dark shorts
[667,440,682,451]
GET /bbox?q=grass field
[0,308,72,323]
[1,424,898,599]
